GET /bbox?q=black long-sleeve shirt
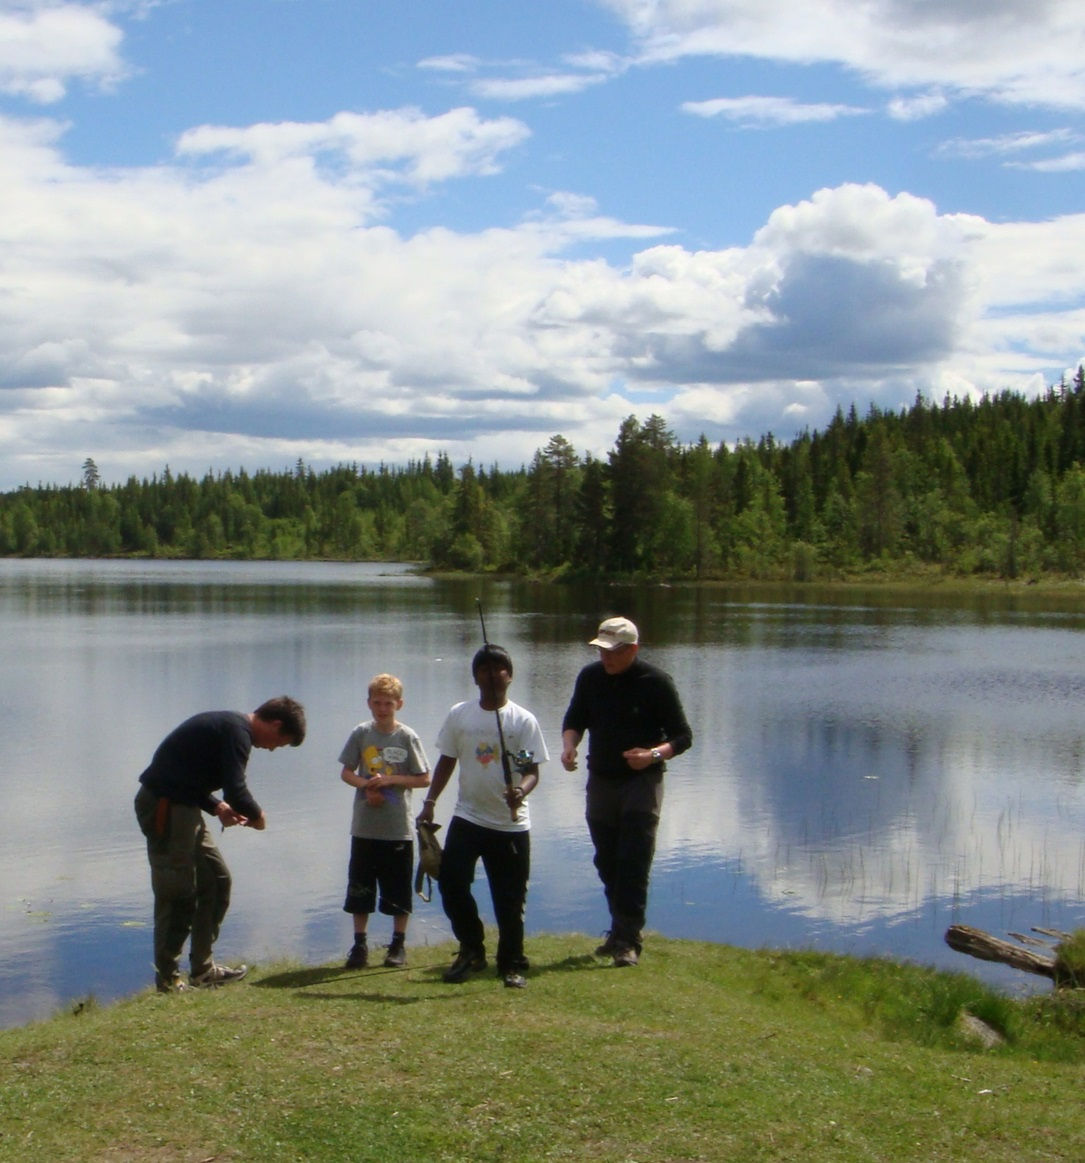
[562,657,692,777]
[138,710,263,818]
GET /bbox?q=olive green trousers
[134,786,231,987]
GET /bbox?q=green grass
[1054,931,1085,988]
[1,936,1083,1162]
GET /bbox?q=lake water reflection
[2,558,1085,1028]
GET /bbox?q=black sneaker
[345,941,369,969]
[442,947,487,983]
[383,939,406,968]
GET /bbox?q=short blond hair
[368,673,404,701]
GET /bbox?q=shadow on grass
[291,990,424,1005]
[253,963,430,1006]
[252,950,609,1001]
[254,965,371,989]
[528,953,610,978]
[406,951,609,984]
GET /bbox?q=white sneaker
[191,963,248,988]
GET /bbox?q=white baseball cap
[589,616,639,650]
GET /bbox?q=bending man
[134,696,306,992]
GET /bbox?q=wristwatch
[650,748,662,762]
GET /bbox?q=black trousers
[586,769,663,952]
[438,816,530,974]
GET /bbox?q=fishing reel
[511,749,535,774]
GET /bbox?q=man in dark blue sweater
[561,617,692,967]
[134,696,306,992]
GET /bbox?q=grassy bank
[1,935,1082,1162]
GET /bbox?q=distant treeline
[6,366,1085,581]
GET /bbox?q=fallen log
[1032,926,1073,942]
[944,924,1056,979]
[1007,930,1056,949]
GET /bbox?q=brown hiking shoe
[612,945,639,968]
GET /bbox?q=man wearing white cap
[560,616,692,967]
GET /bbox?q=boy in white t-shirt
[338,674,430,968]
[416,644,548,989]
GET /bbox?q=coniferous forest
[5,368,1085,581]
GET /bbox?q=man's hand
[622,748,659,772]
[560,729,582,772]
[215,801,249,829]
[415,798,435,826]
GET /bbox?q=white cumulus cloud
[599,0,1085,110]
[0,1,127,103]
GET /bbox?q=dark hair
[253,695,307,746]
[471,643,513,679]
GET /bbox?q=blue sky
[1,0,1084,488]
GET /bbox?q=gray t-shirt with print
[338,720,429,840]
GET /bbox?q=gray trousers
[134,786,231,986]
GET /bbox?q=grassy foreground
[1,935,1083,1162]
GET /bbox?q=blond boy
[338,675,430,967]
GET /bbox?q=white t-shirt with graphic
[435,698,549,832]
[338,721,429,840]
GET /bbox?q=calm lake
[3,558,1085,1028]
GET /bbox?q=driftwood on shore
[944,924,1060,981]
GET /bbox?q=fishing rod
[476,598,534,820]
